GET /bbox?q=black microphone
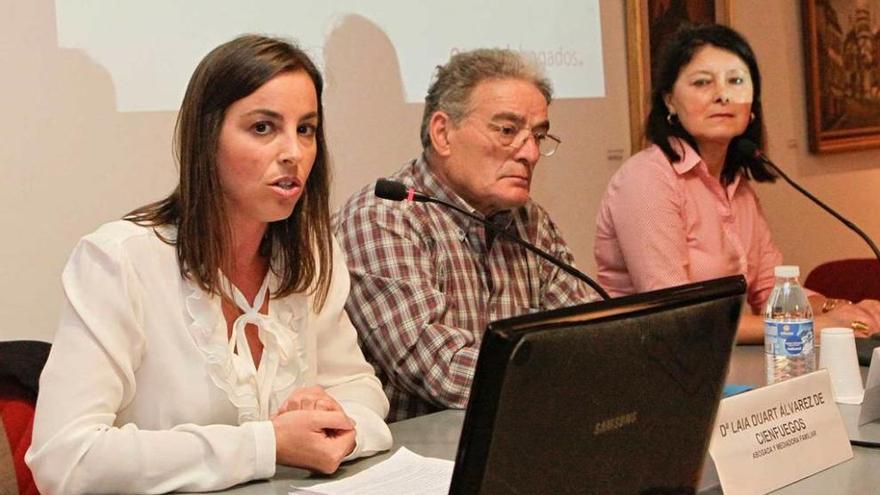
[374,178,611,300]
[736,140,880,262]
[374,178,431,202]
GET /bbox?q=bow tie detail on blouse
[226,275,296,420]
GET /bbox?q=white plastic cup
[819,327,865,404]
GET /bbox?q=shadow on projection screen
[55,0,605,112]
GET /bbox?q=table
[696,344,880,494]
[219,410,463,494]
[221,345,880,494]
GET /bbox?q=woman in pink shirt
[595,24,880,343]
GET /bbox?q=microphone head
[735,139,761,159]
[374,179,409,201]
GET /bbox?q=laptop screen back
[449,275,745,495]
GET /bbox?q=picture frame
[626,0,732,151]
[803,0,880,153]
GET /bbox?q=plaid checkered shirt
[334,156,596,421]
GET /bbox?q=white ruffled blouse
[26,220,391,494]
[190,270,311,424]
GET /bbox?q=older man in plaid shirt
[334,48,596,422]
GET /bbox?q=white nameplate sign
[859,347,880,426]
[708,370,852,495]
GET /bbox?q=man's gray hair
[420,48,552,150]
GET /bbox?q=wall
[1,0,878,342]
[1,2,179,342]
[736,1,880,273]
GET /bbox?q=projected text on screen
[55,0,604,112]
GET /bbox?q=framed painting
[626,0,732,151]
[804,0,880,152]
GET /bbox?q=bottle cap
[774,265,800,278]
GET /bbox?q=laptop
[449,275,746,495]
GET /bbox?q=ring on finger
[851,320,870,333]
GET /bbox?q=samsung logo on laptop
[593,411,638,435]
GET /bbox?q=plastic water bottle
[764,265,815,384]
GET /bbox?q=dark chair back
[804,258,880,303]
[0,340,50,495]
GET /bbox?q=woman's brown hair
[645,24,774,185]
[126,34,333,309]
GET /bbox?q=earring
[667,113,677,125]
[750,112,756,122]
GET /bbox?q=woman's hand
[271,408,356,474]
[815,298,880,338]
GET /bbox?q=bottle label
[764,319,814,357]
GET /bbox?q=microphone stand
[761,160,880,262]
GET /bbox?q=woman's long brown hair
[126,35,333,309]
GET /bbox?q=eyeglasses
[485,122,562,157]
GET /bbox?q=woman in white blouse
[26,35,392,494]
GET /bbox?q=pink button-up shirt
[594,140,783,314]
